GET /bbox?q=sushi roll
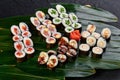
[57,45,68,54]
[22,31,32,38]
[52,32,62,41]
[86,24,96,33]
[66,49,77,61]
[47,50,57,56]
[101,28,111,42]
[48,8,58,18]
[36,11,45,22]
[69,13,78,23]
[42,19,52,26]
[91,32,101,40]
[86,36,96,47]
[11,25,21,35]
[56,4,66,14]
[97,37,107,52]
[58,37,69,46]
[72,22,82,32]
[46,37,56,49]
[79,44,90,56]
[57,54,67,63]
[62,18,72,27]
[64,27,74,37]
[19,22,29,32]
[14,42,24,51]
[53,17,62,25]
[23,37,33,47]
[12,35,23,42]
[91,46,103,58]
[47,55,58,69]
[69,39,78,49]
[38,51,49,65]
[15,50,26,62]
[41,28,51,39]
[24,47,35,58]
[60,13,68,18]
[47,24,57,33]
[81,31,90,43]
[36,25,46,32]
[30,17,40,27]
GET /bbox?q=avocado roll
[79,44,90,56]
[91,47,103,58]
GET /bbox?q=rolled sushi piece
[79,44,90,56]
[47,24,57,33]
[91,32,101,40]
[47,50,57,56]
[36,25,46,31]
[46,37,56,49]
[97,37,107,52]
[91,46,103,58]
[48,8,58,18]
[62,18,72,27]
[22,31,32,38]
[38,51,49,65]
[47,55,58,69]
[42,19,52,26]
[24,47,35,58]
[101,28,111,42]
[64,27,74,37]
[15,50,26,62]
[52,32,62,41]
[57,45,68,54]
[19,22,29,32]
[30,17,40,27]
[58,37,69,46]
[72,22,82,32]
[69,39,78,50]
[23,37,33,47]
[69,13,78,23]
[11,25,21,35]
[60,13,68,18]
[14,42,24,51]
[57,54,67,63]
[35,11,45,22]
[12,35,23,42]
[56,4,66,14]
[66,49,77,61]
[86,24,96,33]
[81,31,90,43]
[86,36,96,48]
[41,28,51,39]
[52,17,62,29]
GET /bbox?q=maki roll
[62,18,72,27]
[15,50,26,62]
[69,39,78,49]
[12,35,23,42]
[58,37,69,46]
[97,37,107,52]
[36,11,45,22]
[66,49,77,61]
[53,17,62,25]
[56,4,66,14]
[79,44,90,56]
[47,24,57,33]
[14,42,24,51]
[42,19,52,26]
[57,54,67,63]
[57,45,68,54]
[101,28,111,42]
[11,25,21,35]
[41,28,51,38]
[19,22,29,32]
[86,36,96,48]
[36,25,46,31]
[91,47,103,58]
[69,13,78,23]
[47,55,58,69]
[22,31,32,38]
[24,47,35,58]
[23,37,33,47]
[60,13,68,18]
[91,32,101,40]
[38,51,49,65]
[30,17,40,27]
[48,8,58,18]
[46,37,56,49]
[72,22,82,32]
[86,24,96,33]
[81,31,90,43]
[64,27,74,37]
[47,50,57,56]
[52,32,62,41]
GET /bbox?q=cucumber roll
[56,4,66,14]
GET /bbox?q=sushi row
[48,4,82,37]
[10,22,35,62]
[30,11,62,48]
[79,24,111,58]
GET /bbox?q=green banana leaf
[0,3,120,80]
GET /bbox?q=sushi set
[10,4,112,69]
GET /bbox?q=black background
[0,0,120,80]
